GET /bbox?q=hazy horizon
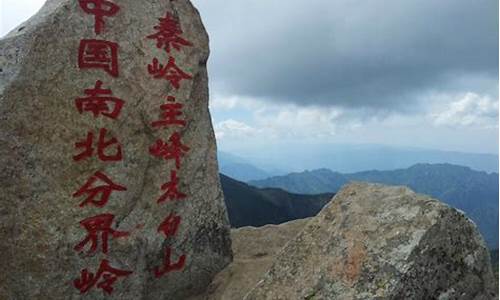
[218,143,499,176]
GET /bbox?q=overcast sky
[2,0,499,154]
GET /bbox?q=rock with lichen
[244,182,496,300]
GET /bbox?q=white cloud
[211,91,499,154]
[209,94,269,111]
[212,96,355,142]
[431,92,499,128]
[214,119,258,140]
[210,96,239,110]
[254,106,341,139]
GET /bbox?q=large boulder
[0,0,231,299]
[245,182,496,300]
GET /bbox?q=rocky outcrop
[0,0,231,299]
[193,182,496,299]
[245,182,496,299]
[189,218,310,300]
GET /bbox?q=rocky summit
[244,182,496,300]
[0,0,231,299]
[193,183,496,300]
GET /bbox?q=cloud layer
[432,93,499,128]
[195,0,498,111]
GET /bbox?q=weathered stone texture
[0,0,231,299]
[244,182,496,300]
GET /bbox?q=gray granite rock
[245,182,496,300]
[0,0,232,299]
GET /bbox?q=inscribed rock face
[0,0,232,299]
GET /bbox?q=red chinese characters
[79,0,120,35]
[73,128,123,162]
[157,213,181,238]
[73,171,127,208]
[79,39,119,77]
[74,213,129,255]
[152,96,186,128]
[74,259,132,294]
[149,133,190,169]
[147,57,192,89]
[147,12,193,53]
[154,213,185,278]
[158,171,186,203]
[154,247,186,278]
[75,80,124,119]
[72,0,131,295]
[144,9,192,280]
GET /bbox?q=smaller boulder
[245,182,496,300]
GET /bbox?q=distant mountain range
[218,145,498,178]
[248,163,498,249]
[220,174,333,228]
[218,152,273,182]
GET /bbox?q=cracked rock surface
[0,0,232,299]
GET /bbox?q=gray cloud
[193,0,498,110]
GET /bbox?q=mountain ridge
[220,174,333,228]
[249,163,499,248]
[219,145,499,176]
